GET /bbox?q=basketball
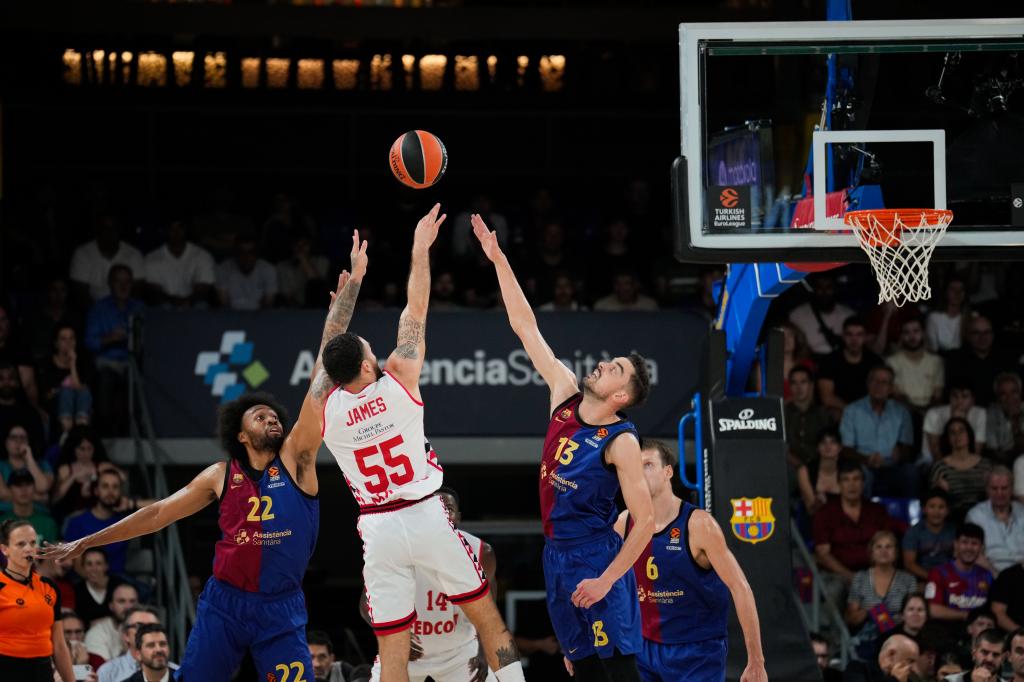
[389,130,448,189]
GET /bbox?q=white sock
[494,661,526,682]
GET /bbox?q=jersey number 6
[354,435,415,494]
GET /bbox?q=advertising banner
[142,310,706,438]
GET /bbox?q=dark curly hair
[217,391,290,460]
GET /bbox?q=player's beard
[582,377,607,400]
[249,430,285,454]
[373,362,384,381]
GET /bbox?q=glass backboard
[673,18,1024,263]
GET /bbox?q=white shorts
[358,495,489,635]
[370,637,499,682]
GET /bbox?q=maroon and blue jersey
[628,502,730,645]
[925,561,992,613]
[540,393,638,540]
[212,456,319,595]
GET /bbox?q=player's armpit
[279,387,327,494]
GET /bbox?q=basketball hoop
[844,209,953,307]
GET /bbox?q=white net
[845,209,952,307]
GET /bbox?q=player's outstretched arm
[386,203,446,399]
[471,214,577,410]
[572,434,653,609]
[282,231,368,489]
[37,462,225,562]
[690,509,767,682]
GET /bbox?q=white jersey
[323,370,443,510]
[412,530,483,659]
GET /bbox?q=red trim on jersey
[427,449,444,474]
[371,610,418,635]
[448,581,491,605]
[385,369,424,406]
[358,493,432,515]
[320,382,342,438]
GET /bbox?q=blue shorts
[637,637,728,682]
[175,578,312,682]
[543,531,641,661]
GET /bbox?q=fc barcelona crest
[730,497,775,545]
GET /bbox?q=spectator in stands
[591,218,639,294]
[307,629,371,682]
[195,185,255,261]
[943,629,1005,682]
[841,633,918,682]
[276,232,330,308]
[216,233,278,310]
[925,524,992,627]
[85,583,139,663]
[36,554,76,613]
[966,466,1024,574]
[903,489,956,582]
[73,548,120,626]
[51,426,123,522]
[1007,628,1024,682]
[259,192,317,264]
[85,264,143,435]
[37,324,95,436]
[0,469,58,545]
[451,194,509,263]
[593,271,658,311]
[96,606,172,682]
[923,380,986,467]
[122,622,171,682]
[796,426,844,514]
[780,322,816,401]
[991,555,1024,634]
[524,220,574,303]
[681,266,724,324]
[69,214,145,303]
[866,301,919,357]
[537,271,586,312]
[63,612,92,666]
[429,270,467,311]
[846,531,918,659]
[935,651,966,679]
[0,304,41,411]
[1,423,53,501]
[788,273,854,359]
[811,632,842,681]
[818,316,883,419]
[64,469,145,575]
[931,418,993,521]
[143,217,216,309]
[925,276,968,354]
[889,593,930,643]
[0,362,46,459]
[840,364,918,497]
[786,366,833,470]
[955,608,997,667]
[946,315,1007,406]
[990,373,1024,466]
[814,459,897,583]
[26,276,80,364]
[887,317,945,412]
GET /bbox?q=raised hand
[413,203,447,252]
[349,229,369,281]
[471,213,503,262]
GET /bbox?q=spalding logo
[717,407,777,433]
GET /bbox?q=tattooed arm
[386,204,446,401]
[281,230,368,494]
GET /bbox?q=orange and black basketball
[389,130,448,189]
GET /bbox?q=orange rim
[845,209,953,248]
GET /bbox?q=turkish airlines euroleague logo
[719,187,740,208]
